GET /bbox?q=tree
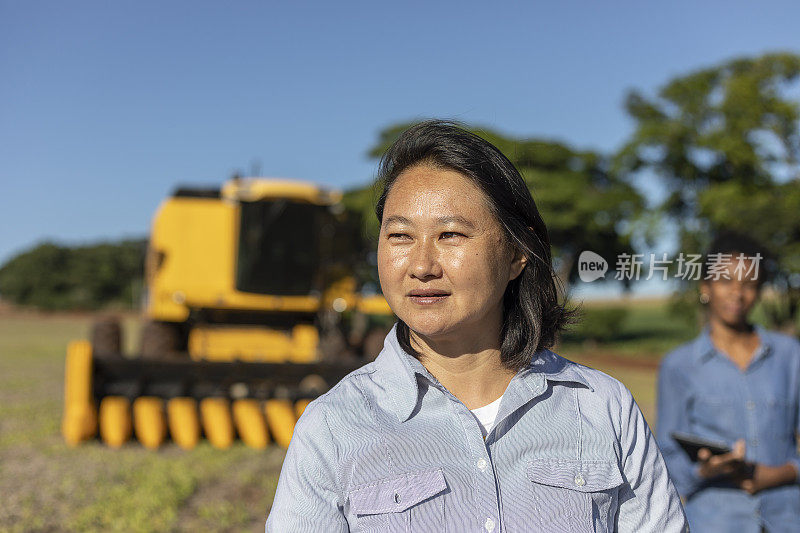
[617,52,800,331]
[0,239,146,310]
[346,122,644,290]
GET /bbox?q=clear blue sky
[1,0,798,287]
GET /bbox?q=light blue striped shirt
[266,325,688,532]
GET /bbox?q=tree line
[0,240,146,310]
[1,52,798,326]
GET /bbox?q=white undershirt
[469,393,504,438]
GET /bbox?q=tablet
[670,432,731,461]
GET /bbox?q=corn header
[63,177,392,450]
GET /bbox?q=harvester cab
[63,177,393,450]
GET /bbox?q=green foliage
[348,121,644,286]
[0,239,146,310]
[569,307,629,343]
[618,53,800,200]
[696,180,800,274]
[341,183,381,244]
[618,52,800,330]
[559,299,698,357]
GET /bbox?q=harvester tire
[298,374,328,396]
[91,317,122,356]
[363,326,391,360]
[140,321,181,359]
[318,328,354,363]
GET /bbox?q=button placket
[453,394,502,533]
[742,379,758,459]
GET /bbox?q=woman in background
[657,231,800,532]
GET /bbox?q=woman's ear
[509,250,527,281]
[699,281,710,304]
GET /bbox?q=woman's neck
[708,316,755,344]
[708,316,760,371]
[411,330,515,410]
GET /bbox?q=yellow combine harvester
[63,177,392,450]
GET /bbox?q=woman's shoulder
[659,335,704,370]
[287,362,381,442]
[576,361,637,406]
[542,354,649,445]
[304,360,380,410]
[761,327,800,354]
[540,350,636,408]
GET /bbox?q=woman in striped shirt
[267,120,687,532]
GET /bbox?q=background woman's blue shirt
[656,325,800,533]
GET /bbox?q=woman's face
[377,164,526,344]
[701,256,760,328]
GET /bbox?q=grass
[0,310,284,533]
[0,299,701,531]
[560,297,700,358]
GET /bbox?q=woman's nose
[410,239,442,279]
[729,280,745,298]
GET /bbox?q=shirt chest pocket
[764,397,792,438]
[347,468,448,533]
[693,396,737,435]
[526,458,624,533]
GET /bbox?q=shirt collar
[693,324,773,365]
[374,324,593,423]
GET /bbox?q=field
[0,311,284,533]
[0,300,699,532]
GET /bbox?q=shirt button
[746,400,755,410]
[574,473,586,487]
[484,517,495,532]
[477,458,488,471]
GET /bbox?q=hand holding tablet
[670,432,731,461]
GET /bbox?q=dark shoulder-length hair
[375,120,575,371]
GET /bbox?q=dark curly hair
[701,230,771,285]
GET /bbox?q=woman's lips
[407,290,450,305]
